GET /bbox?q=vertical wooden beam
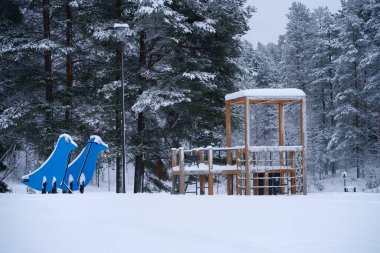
[291,170,296,194]
[171,148,177,168]
[171,148,177,194]
[199,175,205,195]
[198,151,204,164]
[208,146,213,195]
[244,97,251,195]
[279,171,284,194]
[300,99,308,195]
[264,172,269,195]
[278,103,285,166]
[290,151,295,167]
[226,101,232,165]
[236,149,242,195]
[227,174,233,195]
[178,147,185,194]
[171,176,176,194]
[208,175,214,195]
[253,172,258,195]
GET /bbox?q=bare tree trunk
[43,0,53,117]
[65,0,73,124]
[134,31,147,193]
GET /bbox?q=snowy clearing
[1,192,379,253]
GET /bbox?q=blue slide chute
[21,134,78,192]
[59,135,108,192]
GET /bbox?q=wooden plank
[226,101,232,165]
[228,97,245,105]
[251,99,299,105]
[199,175,205,195]
[244,96,251,195]
[229,99,300,106]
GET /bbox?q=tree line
[0,0,253,192]
[1,0,379,193]
[239,0,379,181]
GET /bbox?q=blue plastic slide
[59,135,108,192]
[21,134,78,192]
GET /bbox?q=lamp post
[114,23,129,193]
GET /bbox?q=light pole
[114,23,129,193]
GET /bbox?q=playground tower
[171,88,307,195]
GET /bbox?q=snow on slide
[0,193,379,253]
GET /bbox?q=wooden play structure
[171,88,307,195]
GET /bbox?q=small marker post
[342,171,347,191]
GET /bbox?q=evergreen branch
[147,38,190,68]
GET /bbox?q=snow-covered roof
[225,88,306,101]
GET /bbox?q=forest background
[0,0,379,193]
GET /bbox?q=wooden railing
[171,145,304,195]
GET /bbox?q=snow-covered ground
[1,190,379,253]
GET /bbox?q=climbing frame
[171,88,307,196]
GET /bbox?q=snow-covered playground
[1,192,379,253]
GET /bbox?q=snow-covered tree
[307,7,340,177]
[328,0,369,178]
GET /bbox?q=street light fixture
[114,23,129,193]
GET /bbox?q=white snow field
[1,193,379,253]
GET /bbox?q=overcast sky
[243,0,342,47]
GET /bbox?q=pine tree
[124,0,253,192]
[308,7,339,177]
[281,2,313,92]
[328,0,368,178]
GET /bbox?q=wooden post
[171,148,177,194]
[227,174,233,195]
[199,175,205,195]
[226,101,232,165]
[264,172,269,195]
[278,103,285,166]
[253,173,257,195]
[198,150,205,164]
[236,149,242,195]
[178,147,185,194]
[291,170,296,194]
[208,146,213,195]
[244,97,251,195]
[300,99,307,195]
[290,151,295,168]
